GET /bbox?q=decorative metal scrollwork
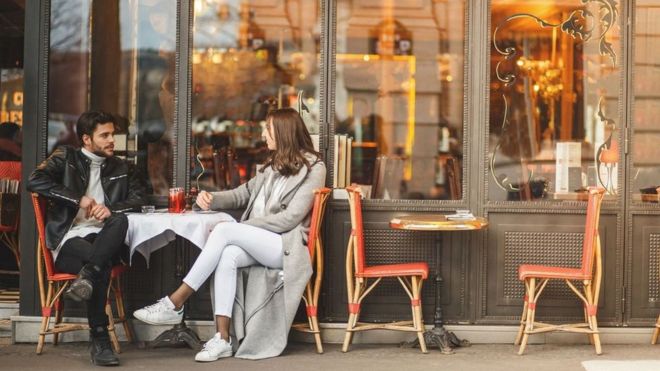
[194,143,205,190]
[490,0,618,195]
[595,97,618,194]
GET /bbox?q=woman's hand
[196,190,213,210]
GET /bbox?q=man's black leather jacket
[27,146,146,250]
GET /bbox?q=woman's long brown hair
[261,107,321,176]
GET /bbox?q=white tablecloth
[125,211,235,266]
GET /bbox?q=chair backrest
[307,188,331,262]
[581,187,606,278]
[0,162,21,229]
[31,193,57,279]
[346,186,366,275]
[0,161,21,180]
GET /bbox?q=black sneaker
[90,327,119,366]
[65,264,99,301]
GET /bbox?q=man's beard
[91,143,113,157]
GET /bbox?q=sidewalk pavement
[1,341,659,371]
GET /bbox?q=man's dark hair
[76,111,116,144]
[0,122,20,140]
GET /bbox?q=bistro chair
[291,187,331,354]
[342,186,429,353]
[654,309,660,344]
[0,161,21,269]
[514,187,606,355]
[31,193,130,354]
[108,264,133,346]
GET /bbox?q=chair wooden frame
[514,187,606,355]
[108,264,133,347]
[32,193,129,354]
[653,314,660,344]
[291,187,331,354]
[0,161,21,270]
[342,186,428,353]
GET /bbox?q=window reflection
[633,1,660,203]
[0,70,22,128]
[489,0,621,201]
[47,0,176,195]
[191,0,321,191]
[335,0,466,200]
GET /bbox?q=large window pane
[489,1,621,202]
[48,0,176,195]
[190,0,321,191]
[334,0,466,200]
[632,1,660,203]
[0,0,24,287]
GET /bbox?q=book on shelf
[333,134,339,188]
[337,135,346,188]
[346,136,352,186]
[332,134,353,188]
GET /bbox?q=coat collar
[249,154,319,208]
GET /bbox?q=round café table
[390,214,488,354]
[125,210,235,349]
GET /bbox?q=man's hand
[80,195,96,209]
[80,196,97,218]
[89,204,112,221]
[196,190,213,211]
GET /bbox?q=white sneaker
[133,297,183,325]
[195,333,233,362]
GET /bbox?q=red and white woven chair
[32,193,131,354]
[342,186,429,353]
[291,187,331,353]
[514,187,606,355]
[0,161,21,268]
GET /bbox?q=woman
[134,108,326,361]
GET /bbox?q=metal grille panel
[649,234,660,303]
[503,231,583,301]
[362,229,436,300]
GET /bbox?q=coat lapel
[245,157,317,217]
[243,165,270,219]
[279,164,309,201]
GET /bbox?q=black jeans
[55,213,129,329]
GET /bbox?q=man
[0,121,21,161]
[28,111,145,366]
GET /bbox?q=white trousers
[182,222,283,317]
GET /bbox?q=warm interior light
[194,0,204,14]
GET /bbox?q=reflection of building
[190,0,321,190]
[337,0,464,198]
[0,70,23,125]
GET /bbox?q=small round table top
[390,215,488,231]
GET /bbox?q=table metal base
[149,321,202,350]
[401,326,470,354]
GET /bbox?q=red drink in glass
[169,187,185,213]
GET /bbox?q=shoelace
[201,337,223,351]
[142,299,168,314]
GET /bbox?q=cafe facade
[10,0,660,342]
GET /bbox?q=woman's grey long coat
[206,154,326,359]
